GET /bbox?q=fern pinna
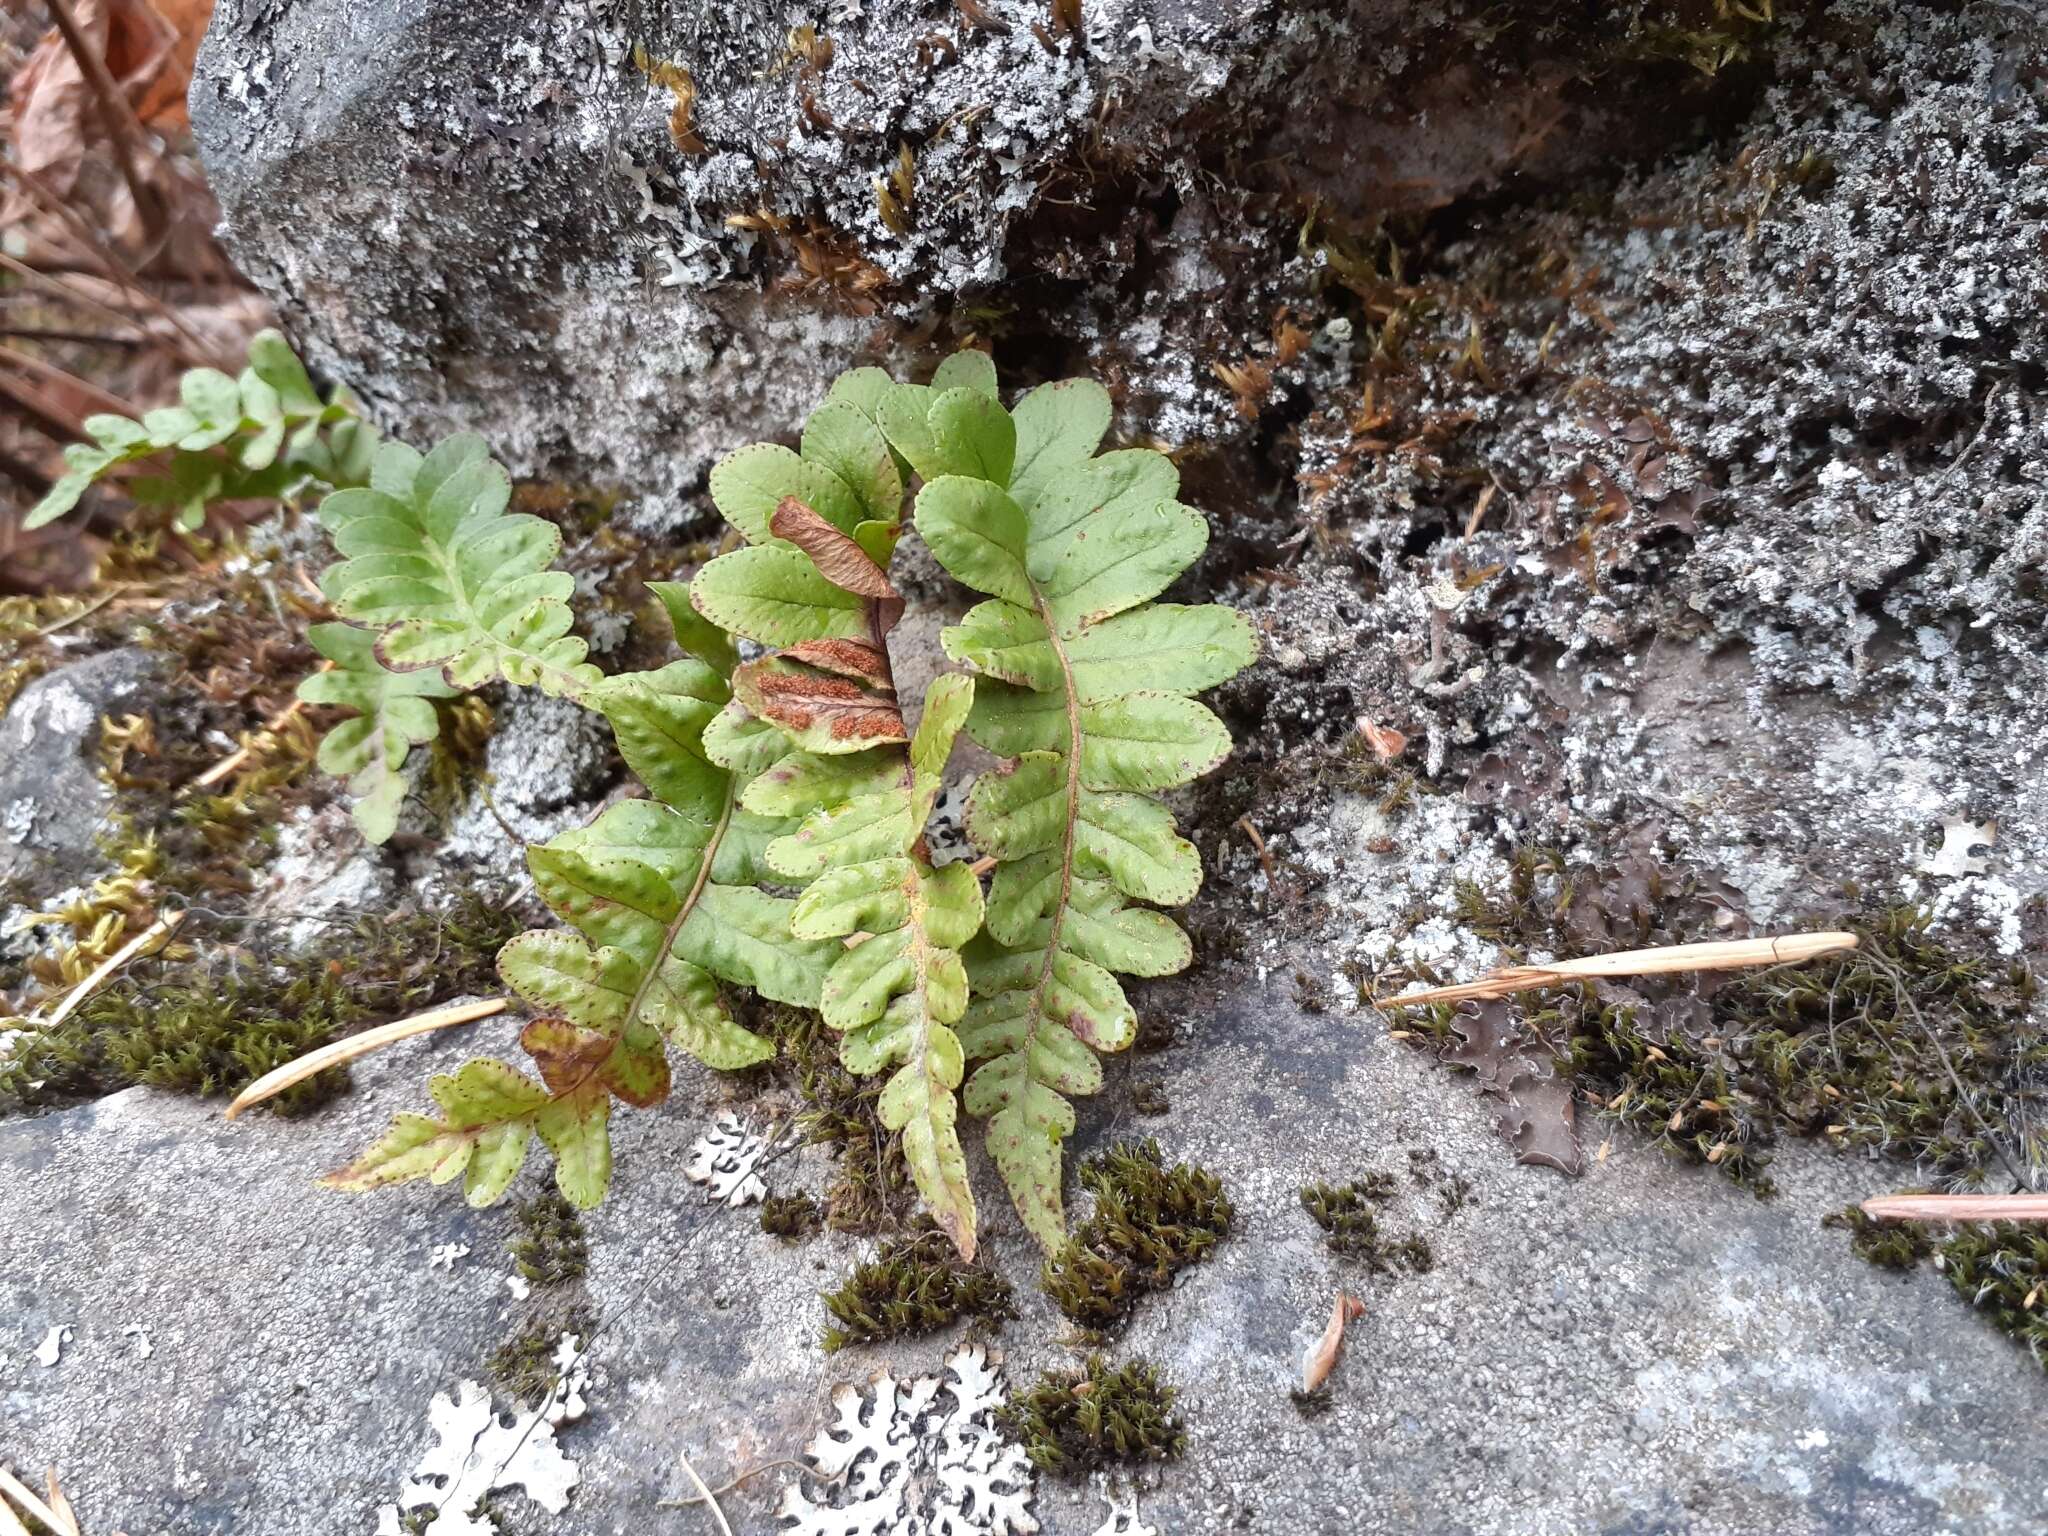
[294,350,1249,1259]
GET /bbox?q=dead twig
[1861,1194,2048,1224]
[0,251,175,341]
[1374,932,1859,1008]
[2,340,141,420]
[224,997,510,1118]
[42,0,167,242]
[1237,815,1278,884]
[35,910,184,1029]
[0,159,218,369]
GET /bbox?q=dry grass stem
[224,997,509,1119]
[1374,932,1860,1008]
[36,910,184,1028]
[0,1466,71,1536]
[1861,1194,2048,1224]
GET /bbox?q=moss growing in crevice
[1822,1205,1937,1270]
[1828,1214,2048,1369]
[1042,1140,1233,1332]
[1399,884,2042,1199]
[1936,1223,2048,1368]
[488,1304,596,1406]
[0,891,524,1115]
[1300,1180,1434,1274]
[820,1226,1015,1351]
[1556,908,2044,1195]
[509,1191,589,1286]
[997,1356,1186,1477]
[760,1192,822,1241]
[781,1007,916,1235]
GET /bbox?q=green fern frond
[759,674,985,1258]
[894,362,1256,1251]
[322,1026,645,1209]
[501,640,841,1074]
[316,434,600,698]
[685,379,986,1255]
[26,329,375,530]
[296,621,458,845]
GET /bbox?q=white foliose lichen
[778,1343,1037,1536]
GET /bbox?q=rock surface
[0,648,164,889]
[188,0,1740,513]
[2,1,2042,1533]
[6,981,2045,1536]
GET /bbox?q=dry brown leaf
[5,0,220,263]
[1302,1292,1365,1393]
[1355,717,1408,763]
[769,497,902,604]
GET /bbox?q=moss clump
[1826,1214,2048,1369]
[997,1356,1186,1477]
[1937,1224,2048,1368]
[1299,1181,1434,1274]
[509,1191,589,1286]
[1042,1140,1233,1332]
[760,1192,822,1241]
[1559,909,2044,1196]
[488,1305,595,1405]
[820,1227,1015,1352]
[783,1009,916,1234]
[1436,1172,1475,1217]
[1822,1205,1937,1270]
[0,892,524,1115]
[1451,846,1568,956]
[2,965,359,1114]
[1129,1080,1171,1116]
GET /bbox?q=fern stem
[1017,577,1085,1046]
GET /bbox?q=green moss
[1559,909,2043,1195]
[1129,1080,1171,1116]
[488,1305,595,1405]
[996,1356,1186,1477]
[1436,1172,1476,1217]
[1826,1214,2048,1369]
[820,1227,1015,1351]
[760,1192,822,1241]
[1299,1181,1434,1274]
[1937,1223,2048,1368]
[1292,969,1333,1013]
[1042,1140,1233,1332]
[0,892,524,1115]
[783,1008,916,1234]
[1823,1205,1937,1270]
[510,1191,589,1285]
[1451,846,1568,957]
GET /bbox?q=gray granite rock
[0,649,164,890]
[186,0,1718,511]
[4,977,2042,1535]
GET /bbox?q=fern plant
[300,350,1251,1260]
[26,330,377,531]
